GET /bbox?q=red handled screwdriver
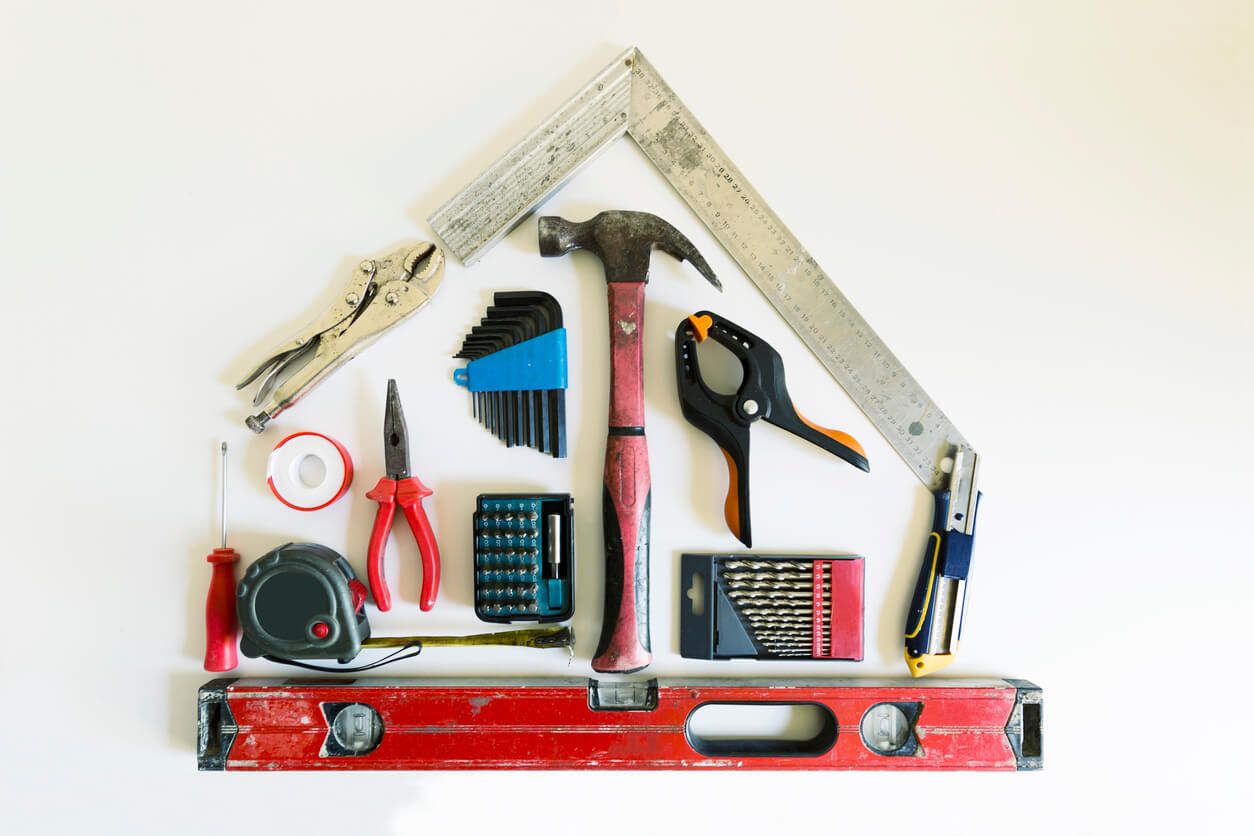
[204,442,241,672]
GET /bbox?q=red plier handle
[365,476,440,611]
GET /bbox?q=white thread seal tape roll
[267,431,354,511]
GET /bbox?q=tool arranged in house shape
[365,379,440,612]
[429,48,981,677]
[681,554,864,661]
[236,243,444,432]
[676,311,868,546]
[198,676,1041,771]
[538,210,721,674]
[454,291,568,457]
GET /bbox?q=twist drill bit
[723,560,814,571]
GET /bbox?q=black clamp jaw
[675,311,870,546]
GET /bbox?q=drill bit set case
[680,554,864,661]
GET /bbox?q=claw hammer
[539,211,720,673]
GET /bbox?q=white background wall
[2,2,1250,833]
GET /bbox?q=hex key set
[454,291,568,458]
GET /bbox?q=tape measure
[236,542,370,663]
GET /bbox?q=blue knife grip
[904,490,980,673]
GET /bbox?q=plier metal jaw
[365,380,440,612]
[236,243,445,432]
[675,311,870,547]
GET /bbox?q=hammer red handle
[597,435,652,672]
[606,283,646,427]
[594,282,653,673]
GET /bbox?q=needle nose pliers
[675,311,870,547]
[365,379,440,611]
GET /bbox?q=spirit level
[198,677,1041,771]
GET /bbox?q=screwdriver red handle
[203,547,240,672]
[594,282,652,673]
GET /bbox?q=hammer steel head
[538,210,721,289]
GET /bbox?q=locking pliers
[236,242,445,432]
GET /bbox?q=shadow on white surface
[405,43,627,237]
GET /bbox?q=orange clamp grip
[720,448,742,542]
[797,412,867,460]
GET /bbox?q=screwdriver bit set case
[680,554,864,661]
[474,494,575,623]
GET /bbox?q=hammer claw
[657,235,721,290]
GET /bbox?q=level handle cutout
[685,701,836,757]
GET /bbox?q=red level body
[199,677,1041,771]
